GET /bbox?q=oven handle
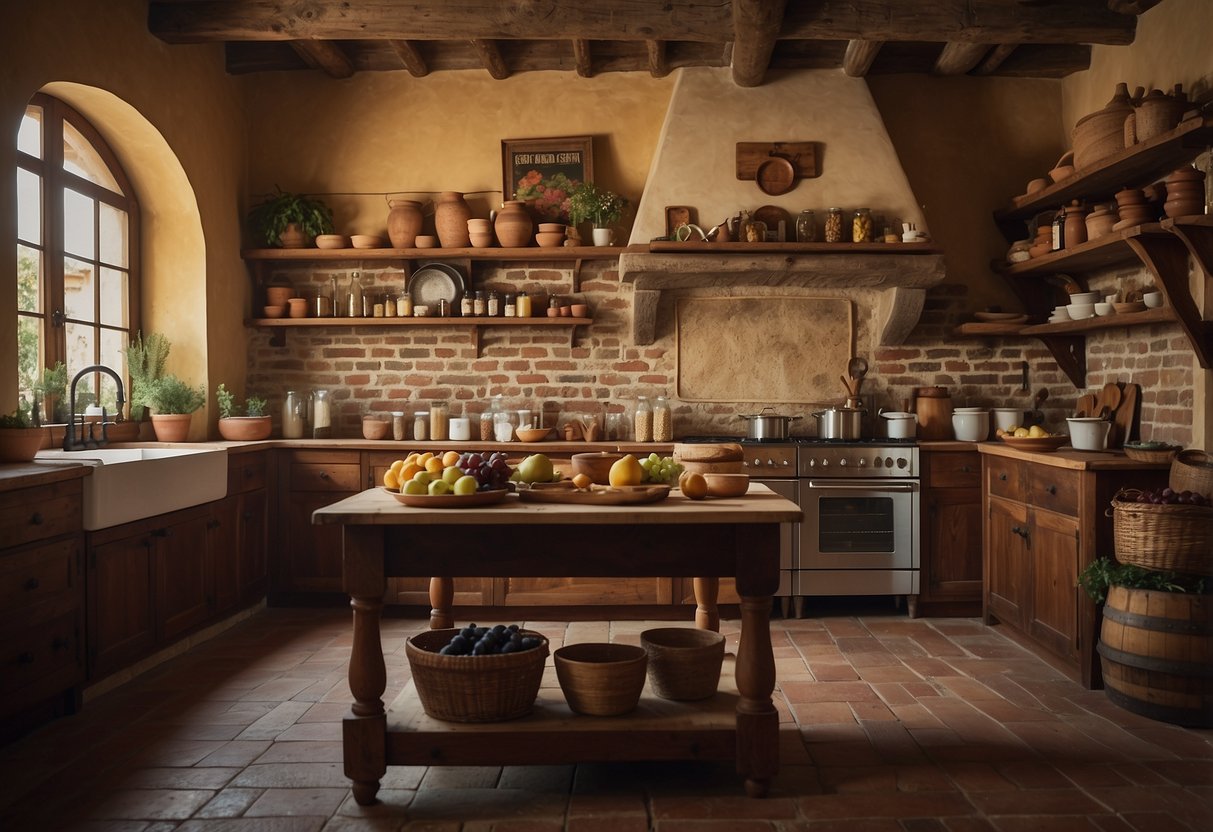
[806,481,917,492]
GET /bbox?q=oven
[795,441,920,616]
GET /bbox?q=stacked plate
[1048,305,1070,324]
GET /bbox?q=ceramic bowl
[881,412,917,439]
[572,451,625,484]
[703,473,750,498]
[1026,177,1050,194]
[952,410,990,442]
[515,427,553,443]
[315,234,347,249]
[413,305,431,318]
[1143,291,1163,308]
[350,234,385,249]
[1066,417,1111,451]
[466,218,492,230]
[262,305,286,319]
[361,416,391,440]
[1066,303,1095,320]
[1070,292,1101,304]
[414,235,437,249]
[1052,306,1071,320]
[991,408,1022,432]
[1094,302,1115,316]
[535,232,565,248]
[538,223,565,233]
[469,232,494,248]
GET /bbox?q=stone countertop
[977,441,1171,471]
[0,460,91,494]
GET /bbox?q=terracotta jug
[434,191,472,248]
[494,200,533,248]
[386,199,424,248]
[911,386,953,441]
[1063,200,1087,250]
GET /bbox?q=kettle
[910,386,953,440]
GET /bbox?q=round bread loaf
[672,442,744,463]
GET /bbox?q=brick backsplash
[246,260,1195,445]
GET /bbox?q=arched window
[16,92,140,421]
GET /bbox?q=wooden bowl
[262,305,286,319]
[554,642,647,716]
[515,427,553,443]
[572,451,624,484]
[640,627,725,701]
[1112,301,1147,314]
[315,234,347,249]
[535,232,565,248]
[414,235,438,249]
[350,234,385,249]
[702,472,750,498]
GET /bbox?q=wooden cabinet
[88,521,155,679]
[152,511,212,644]
[0,476,85,739]
[918,447,983,616]
[273,449,361,598]
[228,452,270,605]
[980,447,1167,688]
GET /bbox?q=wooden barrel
[1097,585,1213,727]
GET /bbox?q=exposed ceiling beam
[646,39,669,78]
[470,39,509,79]
[933,42,991,75]
[971,43,1018,76]
[842,39,884,77]
[731,0,786,87]
[388,39,429,77]
[573,38,592,77]
[1107,0,1163,13]
[288,40,354,79]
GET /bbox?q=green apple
[516,453,554,484]
[453,475,478,496]
[403,479,428,495]
[412,470,432,487]
[428,479,451,496]
[442,465,463,485]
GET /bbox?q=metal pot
[737,406,802,440]
[880,410,917,440]
[812,406,864,440]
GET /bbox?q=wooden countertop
[918,440,982,452]
[0,460,91,493]
[977,441,1171,470]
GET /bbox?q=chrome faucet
[63,365,126,451]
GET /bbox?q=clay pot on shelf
[1132,85,1188,144]
[1163,166,1206,218]
[1072,82,1134,170]
[1085,203,1118,241]
[278,223,308,249]
[150,413,193,442]
[494,200,533,248]
[386,199,424,248]
[434,191,472,248]
[1063,200,1088,249]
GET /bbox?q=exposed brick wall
[246,258,1196,446]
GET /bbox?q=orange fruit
[442,450,461,468]
[400,462,424,482]
[572,473,592,490]
[383,469,400,490]
[424,456,444,474]
[417,451,435,466]
[679,471,708,501]
[404,452,420,465]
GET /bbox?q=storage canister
[429,401,449,442]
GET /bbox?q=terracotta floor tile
[653,821,777,831]
[176,818,326,831]
[195,786,264,818]
[984,816,1106,831]
[649,794,798,819]
[123,766,241,790]
[966,788,1105,815]
[243,787,347,817]
[795,791,976,818]
[567,818,651,832]
[196,740,273,767]
[808,663,862,681]
[419,766,502,789]
[89,788,216,820]
[781,681,878,703]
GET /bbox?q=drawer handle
[1010,526,1031,542]
[152,527,170,538]
[25,577,40,591]
[1046,485,1057,495]
[18,652,35,665]
[999,473,1007,481]
[319,471,330,480]
[30,512,43,526]
[961,465,971,473]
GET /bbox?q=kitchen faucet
[63,364,126,451]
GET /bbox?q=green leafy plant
[245,396,267,418]
[33,361,68,421]
[247,186,334,246]
[0,407,34,429]
[125,331,171,421]
[144,375,205,415]
[567,183,627,228]
[1077,557,1208,605]
[216,383,267,419]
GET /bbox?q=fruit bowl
[383,486,510,508]
[703,473,750,498]
[515,427,553,442]
[999,434,1069,452]
[572,451,625,484]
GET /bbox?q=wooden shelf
[995,223,1165,277]
[1018,306,1175,335]
[953,322,1033,337]
[647,241,941,254]
[241,245,627,261]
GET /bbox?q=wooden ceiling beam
[1107,0,1163,13]
[842,39,884,77]
[288,40,354,79]
[971,43,1018,76]
[731,0,786,88]
[933,42,990,75]
[573,39,592,77]
[388,39,429,77]
[470,39,509,79]
[646,40,669,78]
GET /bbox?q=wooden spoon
[1097,382,1122,416]
[1075,394,1097,417]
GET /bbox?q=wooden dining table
[313,484,801,805]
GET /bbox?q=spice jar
[824,208,844,242]
[487,291,500,317]
[504,293,516,317]
[282,390,305,439]
[429,401,449,442]
[795,210,816,242]
[653,395,672,442]
[851,208,872,243]
[461,291,474,317]
[517,290,532,317]
[473,290,486,316]
[391,411,406,441]
[634,396,653,442]
[412,411,429,441]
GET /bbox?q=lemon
[1014,427,1030,437]
[1028,425,1047,438]
[609,454,644,487]
[383,469,400,490]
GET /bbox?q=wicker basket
[405,628,548,723]
[1111,489,1213,576]
[553,642,647,716]
[1171,450,1213,499]
[1123,444,1179,464]
[640,627,726,701]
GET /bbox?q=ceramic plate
[974,312,1028,323]
[518,481,671,506]
[999,435,1069,452]
[409,263,465,309]
[382,486,510,508]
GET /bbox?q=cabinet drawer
[228,452,267,494]
[290,462,361,492]
[927,452,980,488]
[985,457,1024,502]
[0,610,81,701]
[1027,467,1081,517]
[0,537,80,620]
[0,480,82,548]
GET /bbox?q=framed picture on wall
[501,136,594,223]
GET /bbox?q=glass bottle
[824,208,844,243]
[1051,208,1066,251]
[795,210,816,242]
[487,291,500,317]
[282,391,305,439]
[311,389,332,439]
[383,292,396,317]
[852,208,872,243]
[347,271,364,317]
[429,401,449,442]
[634,396,653,442]
[653,395,672,442]
[473,290,486,316]
[504,293,516,317]
[460,291,473,317]
[517,290,531,317]
[330,276,343,318]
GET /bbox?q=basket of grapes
[1110,487,1213,576]
[405,624,548,722]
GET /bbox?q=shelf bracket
[1156,219,1213,369]
[875,287,925,346]
[1036,334,1086,388]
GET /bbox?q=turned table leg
[343,527,387,805]
[429,576,454,629]
[693,576,720,631]
[735,594,778,797]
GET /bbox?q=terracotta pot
[150,413,193,442]
[434,191,472,248]
[1085,204,1117,241]
[386,199,424,248]
[265,285,293,306]
[0,427,48,462]
[217,416,273,441]
[1063,201,1087,249]
[278,223,308,249]
[494,200,533,248]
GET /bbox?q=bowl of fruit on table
[995,423,1069,452]
[383,450,514,506]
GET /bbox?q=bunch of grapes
[456,451,512,491]
[640,452,684,485]
[1130,487,1210,506]
[438,623,542,656]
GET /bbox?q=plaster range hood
[619,245,947,345]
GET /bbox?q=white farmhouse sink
[37,447,229,530]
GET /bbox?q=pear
[608,454,644,487]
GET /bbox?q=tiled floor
[1,606,1211,831]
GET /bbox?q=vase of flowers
[568,183,626,246]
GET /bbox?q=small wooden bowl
[572,452,624,484]
[554,642,647,716]
[703,472,750,498]
[1112,301,1147,314]
[350,234,385,249]
[515,427,553,443]
[414,235,438,249]
[263,305,287,319]
[315,234,348,249]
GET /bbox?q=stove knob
[767,458,775,467]
[808,458,816,467]
[858,458,867,468]
[839,458,847,467]
[896,457,908,469]
[753,457,762,467]
[820,459,829,468]
[873,457,883,468]
[885,457,894,468]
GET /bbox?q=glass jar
[851,208,872,243]
[517,290,531,317]
[653,395,672,442]
[282,390,305,439]
[391,411,406,441]
[473,290,486,317]
[460,291,474,317]
[479,409,494,441]
[412,411,429,441]
[824,208,844,243]
[795,210,816,242]
[396,293,412,318]
[487,291,500,317]
[429,401,449,442]
[504,293,516,317]
[383,292,396,317]
[311,389,332,439]
[634,396,653,442]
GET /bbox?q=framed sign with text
[501,135,594,223]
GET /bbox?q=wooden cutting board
[1113,383,1139,448]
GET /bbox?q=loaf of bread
[672,442,744,463]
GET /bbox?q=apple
[403,479,428,495]
[412,470,432,487]
[516,453,555,484]
[442,465,463,485]
[453,475,478,495]
[428,479,451,496]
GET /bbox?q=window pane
[99,267,128,327]
[18,106,42,158]
[65,322,96,398]
[63,188,95,258]
[99,330,126,411]
[17,314,43,394]
[99,202,128,266]
[17,244,42,313]
[17,167,41,244]
[64,256,95,322]
[63,120,121,194]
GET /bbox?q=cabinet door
[495,577,673,606]
[985,496,1029,628]
[278,491,351,593]
[922,488,983,605]
[88,533,155,679]
[385,577,493,607]
[209,497,241,615]
[1028,509,1082,662]
[154,515,211,643]
[237,489,268,602]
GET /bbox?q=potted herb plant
[33,361,68,424]
[247,186,335,248]
[0,401,47,463]
[215,383,272,441]
[143,374,206,442]
[567,183,627,246]
[125,331,170,422]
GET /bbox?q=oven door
[798,479,918,570]
[752,478,796,596]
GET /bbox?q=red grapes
[456,451,512,491]
[1133,486,1210,506]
